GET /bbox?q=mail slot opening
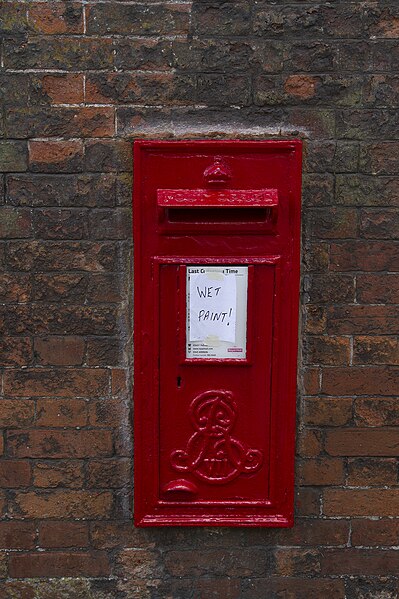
[166,207,272,224]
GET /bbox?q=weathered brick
[87,3,189,35]
[347,458,397,486]
[327,305,399,335]
[88,400,129,427]
[303,397,353,427]
[116,38,173,71]
[306,208,358,239]
[6,107,114,139]
[89,209,132,241]
[3,368,109,398]
[164,548,273,577]
[86,338,125,367]
[324,489,399,517]
[297,429,323,458]
[301,367,321,395]
[303,305,327,335]
[302,174,334,207]
[29,2,83,35]
[36,399,87,427]
[7,241,118,272]
[0,207,32,238]
[295,487,321,517]
[241,578,344,599]
[32,274,87,302]
[325,428,399,456]
[321,549,399,576]
[10,490,113,518]
[285,41,337,72]
[304,274,355,304]
[0,400,34,427]
[0,274,31,303]
[33,208,89,239]
[6,174,119,208]
[346,578,397,599]
[86,459,130,489]
[9,551,110,578]
[330,241,399,271]
[0,141,28,172]
[360,208,399,239]
[7,429,113,458]
[359,142,399,174]
[305,141,359,173]
[193,2,250,36]
[364,4,399,39]
[4,38,113,70]
[354,336,399,364]
[355,397,399,426]
[336,174,399,207]
[274,548,321,576]
[197,74,251,106]
[39,521,89,548]
[32,73,84,105]
[322,366,399,395]
[298,458,345,486]
[0,2,28,34]
[364,75,399,107]
[33,460,84,489]
[303,336,351,366]
[84,140,131,173]
[29,140,84,173]
[87,274,125,303]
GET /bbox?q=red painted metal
[133,140,302,527]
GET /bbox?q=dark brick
[305,208,358,239]
[241,578,344,599]
[0,337,32,366]
[9,551,110,578]
[116,38,173,71]
[336,175,399,206]
[328,305,399,335]
[322,368,399,396]
[0,2,28,34]
[6,107,114,139]
[360,208,399,239]
[304,274,355,304]
[7,429,113,458]
[284,42,337,72]
[6,174,120,208]
[164,548,273,577]
[197,74,251,106]
[303,336,351,366]
[34,336,85,366]
[85,140,131,173]
[36,399,87,427]
[86,459,130,488]
[86,274,125,303]
[355,397,399,426]
[0,400,34,427]
[0,207,32,238]
[193,2,251,36]
[0,141,28,172]
[337,111,399,142]
[3,368,109,398]
[39,521,89,549]
[303,398,353,427]
[4,37,114,70]
[7,241,119,272]
[345,578,397,599]
[87,3,189,35]
[360,142,399,174]
[0,522,35,550]
[302,174,334,207]
[89,209,132,240]
[33,460,84,489]
[33,208,89,240]
[357,274,399,304]
[32,274,87,302]
[0,273,31,302]
[305,141,359,173]
[86,338,126,367]
[347,458,397,486]
[330,241,399,272]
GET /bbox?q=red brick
[295,488,321,517]
[301,368,321,395]
[3,368,109,398]
[304,305,327,334]
[275,548,321,576]
[354,336,399,365]
[38,521,89,548]
[0,400,34,427]
[323,489,399,516]
[32,274,86,302]
[321,548,399,575]
[29,140,84,173]
[303,397,352,426]
[7,429,113,458]
[10,490,113,519]
[357,274,399,304]
[351,519,399,547]
[36,399,87,427]
[297,429,323,457]
[242,578,345,599]
[285,75,317,99]
[86,459,130,488]
[0,522,35,549]
[9,551,110,578]
[40,73,84,104]
[306,207,358,239]
[327,305,399,335]
[0,460,31,488]
[0,337,32,366]
[33,460,84,489]
[0,274,31,302]
[361,208,399,239]
[355,397,399,426]
[325,428,399,456]
[29,2,84,34]
[321,366,399,395]
[111,369,128,397]
[298,458,345,486]
[347,458,397,486]
[330,241,399,272]
[34,336,85,366]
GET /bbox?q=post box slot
[166,207,271,224]
[157,189,278,208]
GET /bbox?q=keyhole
[177,376,182,388]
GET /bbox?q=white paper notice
[189,270,236,343]
[186,266,248,360]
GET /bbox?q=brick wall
[1,1,399,597]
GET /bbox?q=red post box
[133,140,302,527]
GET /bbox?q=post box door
[159,262,276,503]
